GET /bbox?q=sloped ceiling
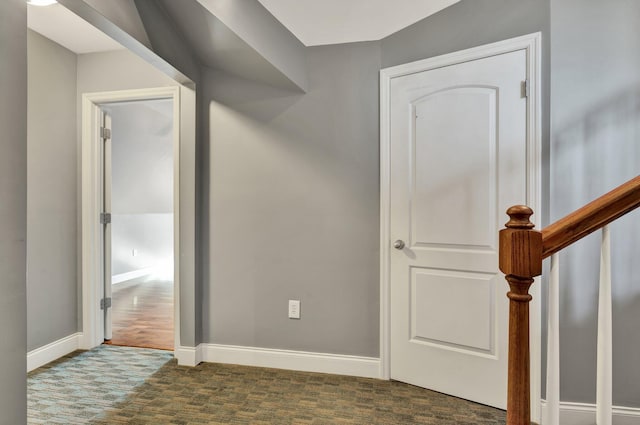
[27,3,124,54]
[27,0,154,55]
[161,0,308,91]
[257,0,460,46]
[27,0,460,90]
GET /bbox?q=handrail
[542,175,640,258]
[498,174,640,425]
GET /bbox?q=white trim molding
[30,338,382,379]
[379,32,543,422]
[27,333,83,372]
[111,267,154,284]
[200,344,381,379]
[174,345,204,367]
[541,400,640,425]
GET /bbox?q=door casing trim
[379,32,542,421]
[80,86,181,353]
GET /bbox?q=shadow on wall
[205,68,304,123]
[552,85,640,405]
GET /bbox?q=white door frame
[379,32,542,421]
[80,86,181,353]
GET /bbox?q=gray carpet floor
[28,346,172,424]
[28,345,506,424]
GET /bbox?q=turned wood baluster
[499,206,543,425]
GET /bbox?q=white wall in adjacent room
[102,100,174,281]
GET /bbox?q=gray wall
[0,0,27,423]
[27,30,79,352]
[203,42,381,356]
[77,49,177,95]
[551,0,640,406]
[103,100,173,277]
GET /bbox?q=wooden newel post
[499,206,543,425]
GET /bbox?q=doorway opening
[81,87,183,355]
[100,99,175,351]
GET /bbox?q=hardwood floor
[105,277,174,351]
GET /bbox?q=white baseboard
[200,343,381,379]
[112,267,154,284]
[27,333,82,372]
[174,345,203,367]
[541,400,640,425]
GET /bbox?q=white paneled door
[389,49,528,409]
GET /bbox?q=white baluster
[546,253,560,425]
[596,225,613,425]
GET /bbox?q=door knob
[393,240,405,250]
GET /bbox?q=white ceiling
[257,0,460,46]
[27,3,123,54]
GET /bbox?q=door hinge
[521,79,530,98]
[100,212,111,224]
[100,297,112,310]
[100,127,111,140]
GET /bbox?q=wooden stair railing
[498,175,640,425]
